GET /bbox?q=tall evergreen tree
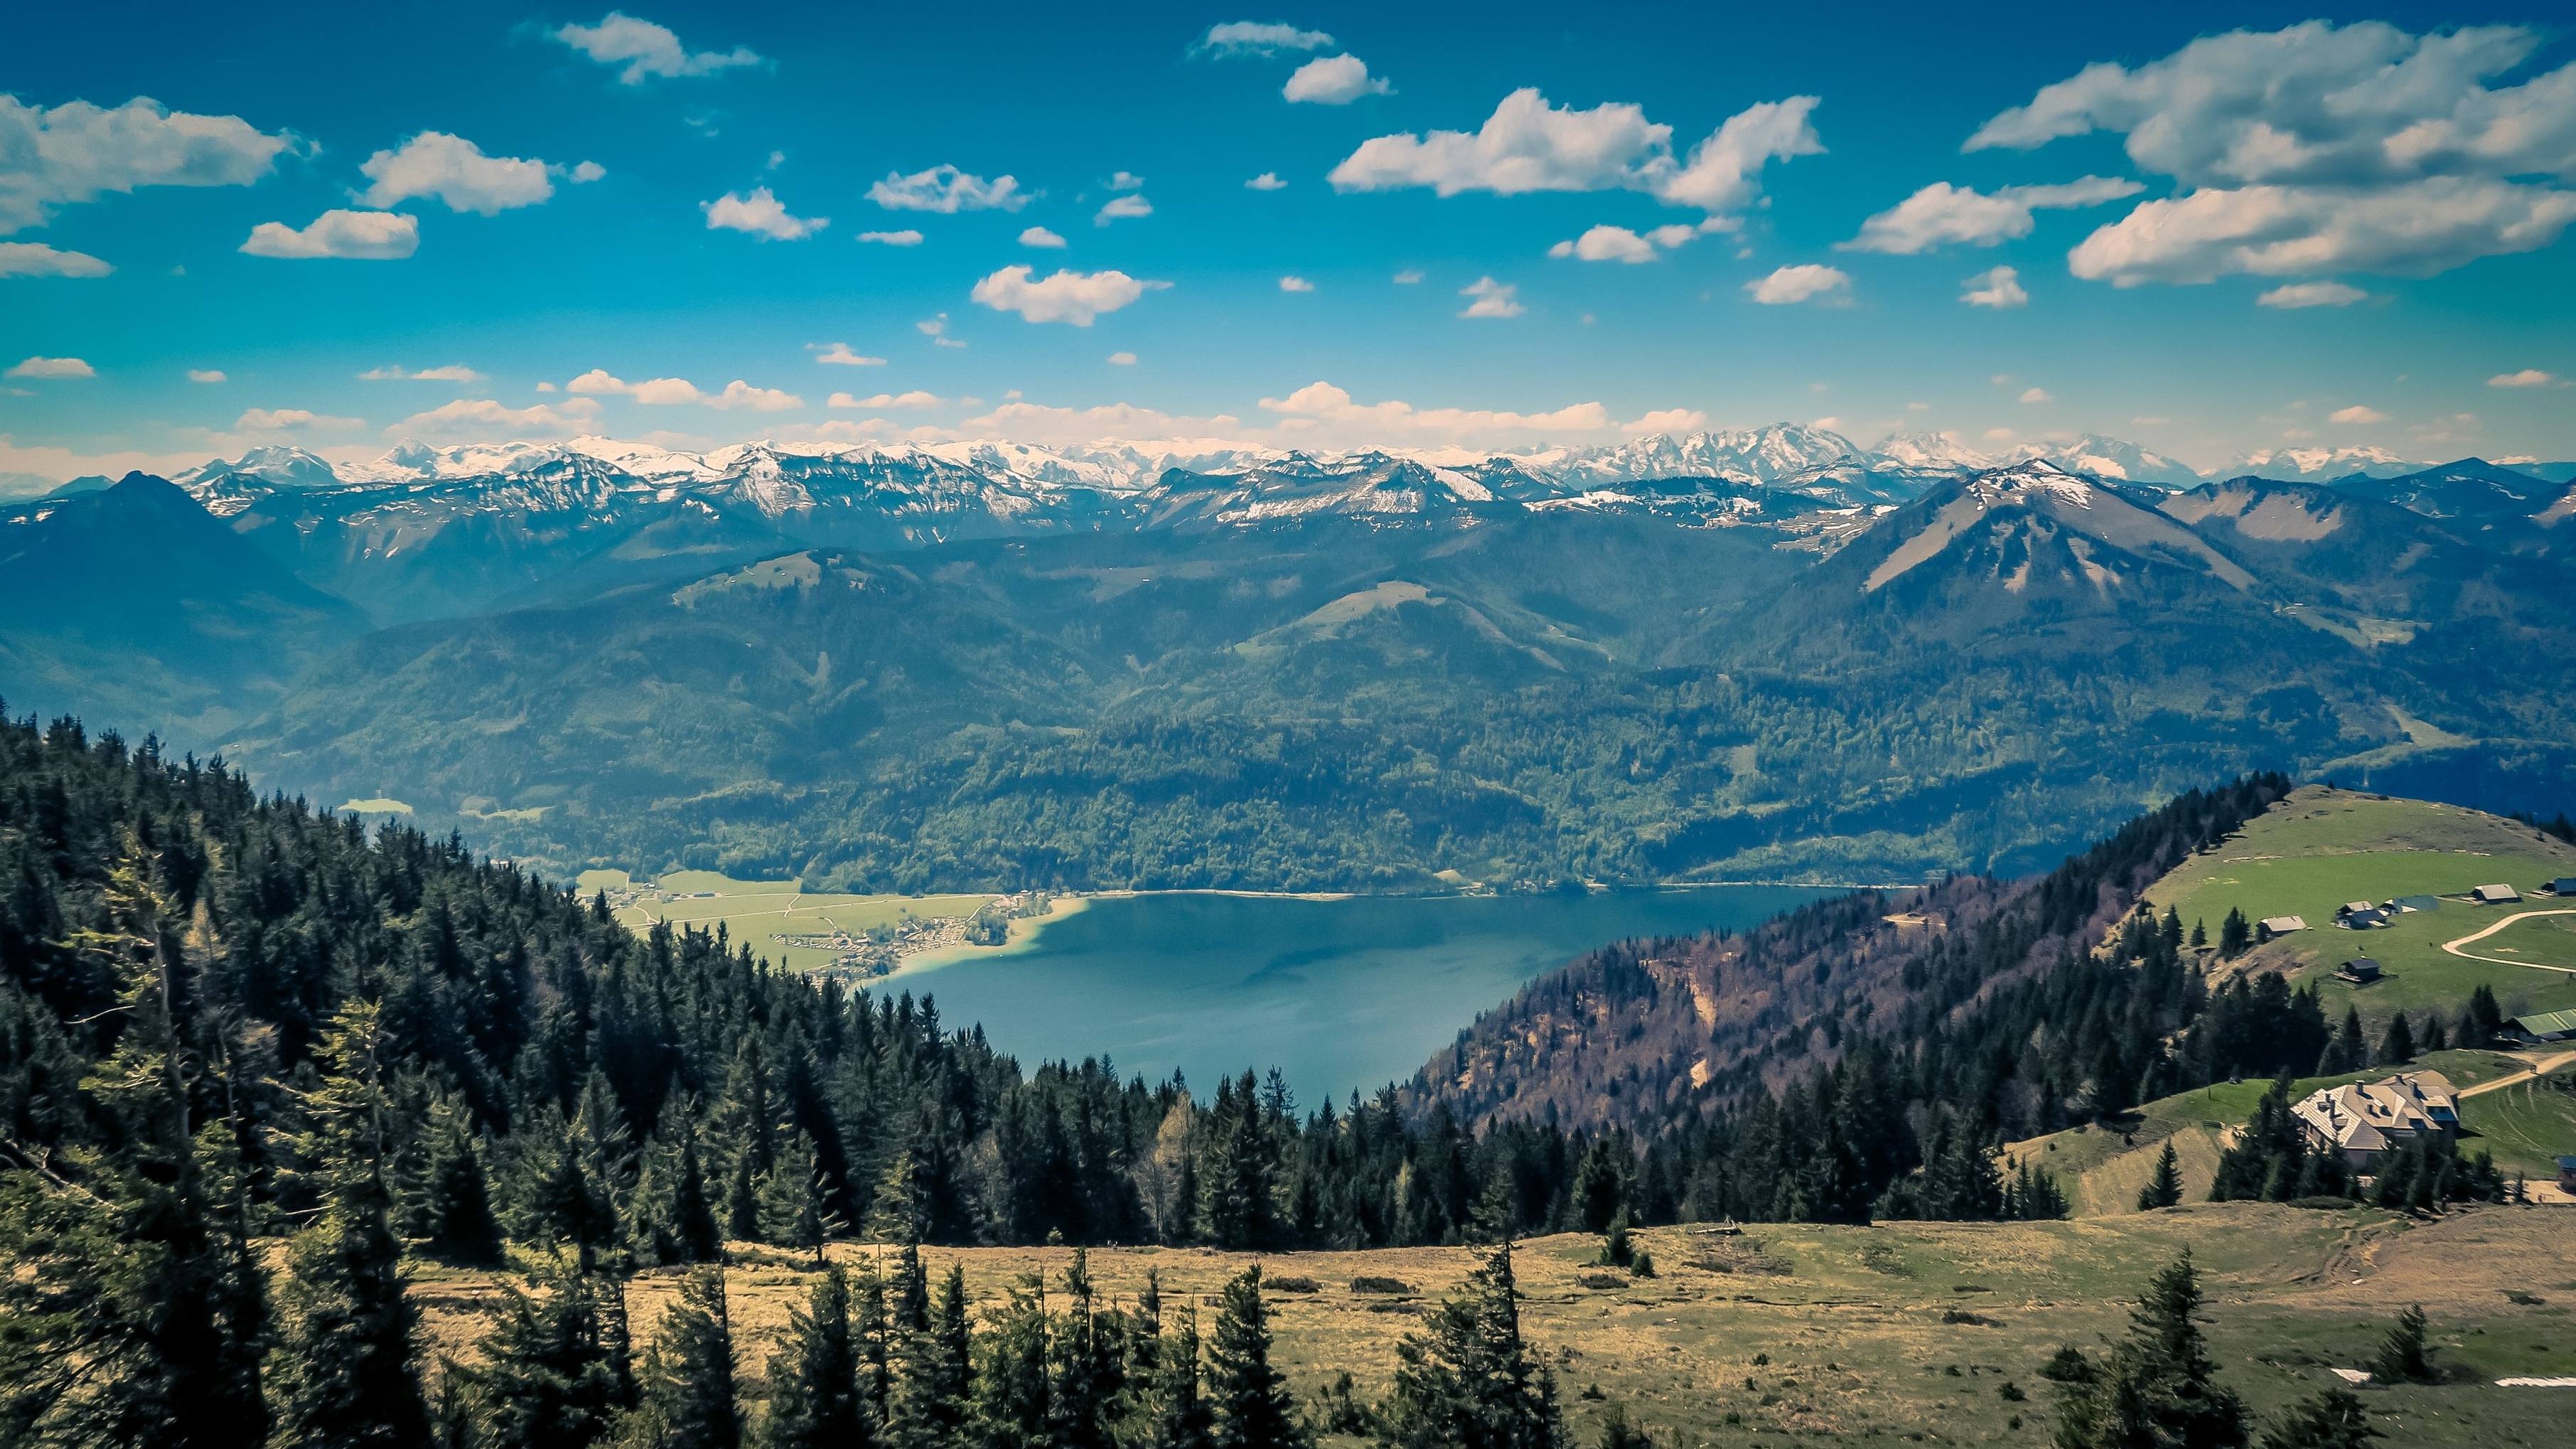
[886,1263,972,1449]
[1206,1266,1306,1449]
[2138,1142,2184,1210]
[2369,1306,2431,1384]
[419,1095,503,1265]
[264,1000,431,1447]
[2052,1252,2248,1449]
[627,1266,741,1449]
[1378,1232,1565,1449]
[2374,1013,2415,1069]
[757,1129,834,1263]
[2257,1389,2378,1449]
[1141,1302,1218,1449]
[467,1255,632,1449]
[972,1274,1053,1448]
[761,1266,864,1449]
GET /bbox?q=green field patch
[2457,1066,2576,1180]
[599,870,1003,974]
[337,797,414,814]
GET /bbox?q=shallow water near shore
[892,885,1839,1103]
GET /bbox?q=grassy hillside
[575,869,1006,974]
[413,1207,2576,1449]
[2146,786,2576,1025]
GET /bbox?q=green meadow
[574,869,1002,974]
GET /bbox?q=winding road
[2440,907,2576,975]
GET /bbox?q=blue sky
[4,0,2573,484]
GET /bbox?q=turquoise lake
[894,887,1835,1104]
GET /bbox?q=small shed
[2258,915,2307,940]
[2549,877,2576,896]
[2560,1155,2576,1195]
[2472,883,2522,904]
[2388,895,2440,914]
[2335,957,2383,984]
[2509,1010,2576,1043]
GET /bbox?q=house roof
[2472,883,2521,902]
[2260,915,2307,932]
[2513,1009,2576,1036]
[2292,1073,2457,1152]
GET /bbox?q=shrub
[1265,1275,1320,1294]
[1350,1276,1415,1295]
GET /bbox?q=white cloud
[970,265,1166,324]
[188,368,225,383]
[358,363,484,382]
[1547,223,1707,263]
[1278,274,1314,292]
[918,314,965,348]
[1625,407,1709,436]
[0,242,110,277]
[1245,172,1287,191]
[1457,276,1523,318]
[1842,176,2140,254]
[1262,380,1607,439]
[2488,368,2558,387]
[1328,89,1820,223]
[702,187,825,240]
[1194,21,1333,58]
[867,166,1029,213]
[858,228,924,245]
[2019,387,2051,404]
[1960,265,2029,308]
[241,210,419,259]
[387,397,601,440]
[358,132,553,214]
[1972,21,2576,282]
[2330,404,2387,423]
[1392,268,1424,284]
[1019,225,1067,248]
[1107,351,1137,365]
[551,13,763,84]
[1109,171,1145,191]
[0,95,296,234]
[828,390,940,409]
[1745,264,1849,304]
[570,161,606,183]
[7,356,94,378]
[565,370,803,410]
[235,407,362,432]
[814,343,886,366]
[1284,55,1392,105]
[1094,194,1152,225]
[2255,280,2368,308]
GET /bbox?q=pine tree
[2219,908,2252,957]
[885,1263,971,1449]
[467,1255,631,1449]
[2189,919,2209,951]
[0,838,269,1449]
[265,1000,432,1447]
[1206,1266,1307,1449]
[1141,1302,1218,1449]
[2375,1013,2415,1068]
[422,1096,503,1264]
[757,1129,834,1263]
[973,1273,1053,1447]
[761,1266,864,1449]
[2053,1252,2248,1449]
[862,1148,933,1244]
[2319,1010,2368,1075]
[1048,1249,1127,1449]
[1378,1236,1564,1449]
[2369,1305,2430,1384]
[2138,1141,2184,1210]
[628,1266,741,1449]
[2258,1389,2378,1449]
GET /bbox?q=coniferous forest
[0,712,2518,1446]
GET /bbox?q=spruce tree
[1142,1302,1218,1449]
[2369,1305,2430,1384]
[468,1255,631,1449]
[2320,1010,2368,1075]
[1048,1250,1127,1449]
[1378,1233,1565,1449]
[628,1266,741,1449]
[2052,1251,2247,1449]
[422,1097,503,1265]
[2219,909,2251,957]
[973,1273,1053,1447]
[761,1265,864,1449]
[2257,1389,2378,1449]
[757,1129,834,1263]
[885,1263,971,1449]
[2138,1141,2184,1210]
[1206,1266,1307,1449]
[265,1000,432,1447]
[2375,1013,2415,1068]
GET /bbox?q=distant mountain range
[4,437,2572,889]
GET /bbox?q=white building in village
[2290,1072,2459,1170]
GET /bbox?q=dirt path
[2440,907,2576,974]
[2457,1049,2576,1099]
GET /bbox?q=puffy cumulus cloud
[828,390,940,409]
[1960,265,2028,308]
[1107,351,1137,365]
[1457,275,1523,317]
[918,314,966,347]
[7,355,94,378]
[2488,368,2558,387]
[1392,268,1424,284]
[1745,264,1849,304]
[1547,222,1707,263]
[1260,380,1610,440]
[2330,404,2388,423]
[867,165,1028,213]
[1109,171,1144,191]
[570,161,607,184]
[566,370,803,410]
[857,228,923,245]
[0,242,110,277]
[235,407,362,432]
[551,13,763,84]
[1842,177,2140,253]
[0,95,297,234]
[2019,387,2051,403]
[187,369,226,383]
[1625,407,1709,435]
[702,187,825,240]
[952,400,1245,449]
[1094,194,1152,225]
[386,397,602,440]
[1019,225,1067,248]
[2256,280,2368,308]
[970,265,1167,325]
[1278,274,1314,291]
[1972,21,2576,282]
[358,132,553,214]
[357,363,483,381]
[1285,55,1392,105]
[1193,21,1333,58]
[241,210,418,260]
[1245,171,1287,191]
[1329,89,1820,223]
[813,343,886,366]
